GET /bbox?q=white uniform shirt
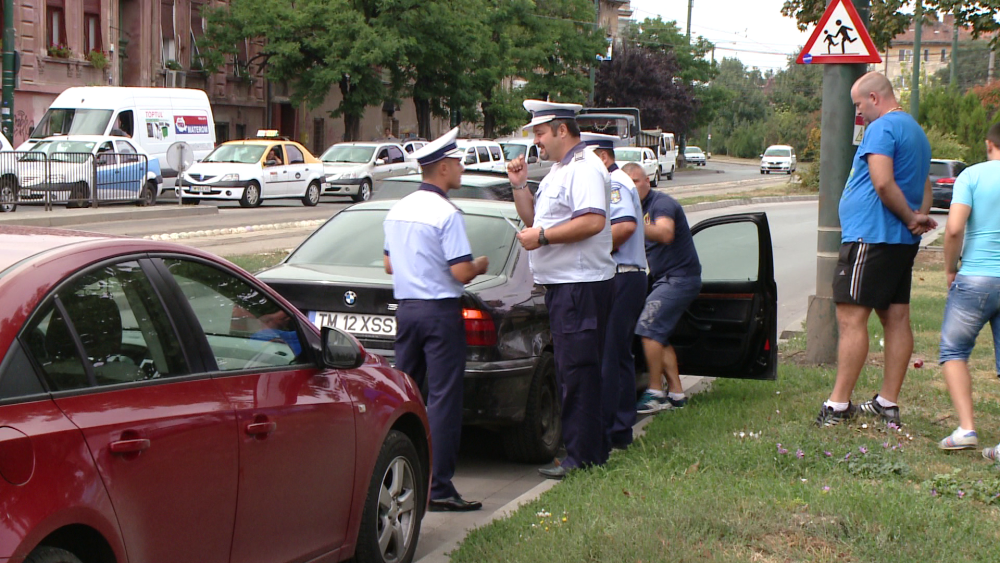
[609,166,647,269]
[529,142,616,285]
[383,185,473,300]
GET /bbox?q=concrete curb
[0,204,217,227]
[142,219,325,242]
[682,194,818,213]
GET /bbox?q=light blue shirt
[953,160,1000,277]
[608,165,646,269]
[383,184,473,300]
[839,111,931,245]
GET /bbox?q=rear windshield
[929,161,953,178]
[764,147,791,157]
[287,209,512,276]
[615,148,644,162]
[31,109,113,139]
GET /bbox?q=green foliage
[164,59,183,71]
[924,126,969,160]
[795,160,820,189]
[86,50,109,70]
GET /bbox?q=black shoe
[429,495,482,512]
[858,394,901,426]
[538,465,572,480]
[815,402,856,427]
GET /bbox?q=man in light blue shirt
[383,127,489,511]
[938,122,1000,456]
[583,133,647,457]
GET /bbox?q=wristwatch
[538,227,550,246]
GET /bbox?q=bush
[795,161,819,190]
[924,126,968,160]
[86,50,109,70]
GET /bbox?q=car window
[464,149,477,165]
[502,143,526,161]
[96,142,117,166]
[287,209,512,276]
[929,162,951,178]
[284,144,305,164]
[265,145,284,166]
[376,148,390,163]
[694,221,759,282]
[953,162,966,176]
[476,146,490,163]
[22,261,190,390]
[528,146,539,160]
[162,259,307,371]
[489,145,502,162]
[387,146,405,164]
[116,140,141,164]
[763,147,791,157]
[403,143,415,154]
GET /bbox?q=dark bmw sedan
[258,198,561,463]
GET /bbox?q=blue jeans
[939,275,1000,373]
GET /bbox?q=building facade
[878,14,983,89]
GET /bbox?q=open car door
[672,212,778,380]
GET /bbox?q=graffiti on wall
[14,111,34,146]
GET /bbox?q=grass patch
[450,250,1000,563]
[676,182,817,206]
[223,250,289,274]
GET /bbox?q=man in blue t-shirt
[623,162,702,414]
[938,122,1000,456]
[817,72,936,428]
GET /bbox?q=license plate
[310,311,396,337]
[191,185,210,193]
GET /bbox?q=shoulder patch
[610,187,621,204]
[573,150,586,162]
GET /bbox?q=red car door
[23,259,238,563]
[156,257,357,563]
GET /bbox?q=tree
[931,40,997,91]
[202,0,404,140]
[593,44,698,135]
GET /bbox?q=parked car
[685,145,707,166]
[257,173,779,462]
[402,139,428,154]
[497,137,552,181]
[320,142,419,202]
[615,146,660,186]
[456,140,507,173]
[175,135,326,207]
[2,135,162,211]
[0,225,430,563]
[929,158,967,210]
[760,145,797,175]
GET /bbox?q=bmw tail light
[462,308,497,346]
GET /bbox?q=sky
[628,0,814,71]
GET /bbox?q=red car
[0,226,430,563]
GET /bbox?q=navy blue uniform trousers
[601,270,647,458]
[394,298,465,500]
[544,279,614,469]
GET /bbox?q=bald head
[851,72,900,124]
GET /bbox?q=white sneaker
[938,429,978,450]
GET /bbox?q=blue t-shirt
[953,160,1000,277]
[641,190,700,280]
[839,111,931,244]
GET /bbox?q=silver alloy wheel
[0,181,15,212]
[360,181,372,201]
[246,184,260,205]
[307,183,319,204]
[377,455,417,563]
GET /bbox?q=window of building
[47,0,67,48]
[924,49,929,62]
[313,118,325,156]
[235,124,246,140]
[161,0,176,66]
[941,48,948,62]
[84,0,102,53]
[190,1,204,68]
[215,122,230,143]
[898,49,905,62]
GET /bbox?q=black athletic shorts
[832,241,920,309]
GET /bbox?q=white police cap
[580,132,619,151]
[411,127,464,166]
[522,99,583,130]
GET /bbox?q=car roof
[329,142,394,148]
[36,135,131,144]
[766,145,793,149]
[496,137,534,145]
[0,226,121,272]
[346,197,516,216]
[457,139,501,146]
[383,172,512,188]
[931,158,963,164]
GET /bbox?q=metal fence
[0,151,153,211]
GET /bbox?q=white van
[17,87,216,186]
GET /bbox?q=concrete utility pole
[686,0,694,43]
[805,0,871,364]
[2,0,14,143]
[950,6,959,87]
[588,0,599,105]
[911,0,922,118]
[989,49,996,82]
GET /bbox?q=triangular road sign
[796,0,882,64]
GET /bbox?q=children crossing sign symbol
[796,0,881,65]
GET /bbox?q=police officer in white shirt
[506,100,616,479]
[383,127,489,511]
[583,133,648,458]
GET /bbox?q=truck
[576,107,676,181]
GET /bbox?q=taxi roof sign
[796,0,881,65]
[256,129,280,138]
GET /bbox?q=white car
[615,146,660,186]
[2,135,162,211]
[319,142,419,202]
[402,139,427,154]
[685,146,707,166]
[760,144,797,174]
[176,138,326,207]
[497,137,552,181]
[456,140,506,173]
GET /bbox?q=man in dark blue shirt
[623,162,702,414]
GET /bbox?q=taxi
[175,131,325,207]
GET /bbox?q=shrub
[86,50,109,70]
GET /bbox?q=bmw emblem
[344,291,357,306]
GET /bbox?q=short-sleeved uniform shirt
[383,184,473,300]
[839,111,931,245]
[530,142,616,285]
[642,189,700,281]
[608,164,647,269]
[953,160,1000,277]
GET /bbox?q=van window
[284,144,305,164]
[31,109,114,139]
[476,146,490,163]
[489,145,502,162]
